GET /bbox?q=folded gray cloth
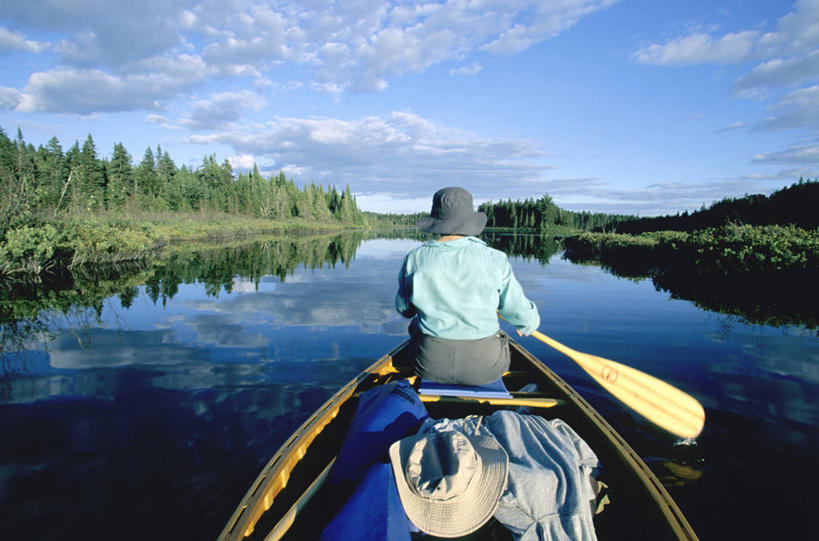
[419,411,600,541]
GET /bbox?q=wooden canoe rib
[218,338,699,541]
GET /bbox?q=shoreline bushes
[0,213,357,281]
[563,225,819,328]
[564,224,818,277]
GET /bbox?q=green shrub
[681,224,818,275]
[564,225,819,277]
[66,220,156,265]
[0,224,65,276]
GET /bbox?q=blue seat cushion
[417,376,512,398]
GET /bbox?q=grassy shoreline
[562,224,819,328]
[563,224,819,276]
[0,211,365,280]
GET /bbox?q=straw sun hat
[389,430,509,538]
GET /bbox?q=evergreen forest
[476,180,818,234]
[609,179,818,233]
[478,194,635,233]
[0,127,365,229]
[0,126,365,278]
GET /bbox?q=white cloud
[179,90,266,131]
[756,85,819,131]
[753,142,819,163]
[126,53,212,81]
[185,111,551,199]
[0,86,22,110]
[228,154,256,170]
[15,68,199,114]
[4,1,189,68]
[732,51,819,96]
[0,1,617,113]
[355,192,430,214]
[743,166,819,181]
[714,121,746,133]
[145,113,168,124]
[634,0,819,67]
[482,0,619,56]
[634,31,762,65]
[450,63,483,76]
[555,178,786,216]
[0,27,49,54]
[634,0,819,178]
[145,112,182,131]
[774,0,819,54]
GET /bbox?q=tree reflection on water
[3,229,817,400]
[562,249,818,331]
[0,232,366,399]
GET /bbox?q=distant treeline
[364,211,427,227]
[0,126,365,237]
[478,195,635,233]
[371,195,632,233]
[469,181,819,235]
[609,179,819,233]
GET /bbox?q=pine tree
[155,148,176,209]
[107,142,133,209]
[79,134,106,209]
[40,136,67,207]
[136,147,158,206]
[0,127,20,233]
[220,159,235,212]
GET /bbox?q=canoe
[218,337,699,540]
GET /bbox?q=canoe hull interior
[218,338,698,541]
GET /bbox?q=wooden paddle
[526,329,705,438]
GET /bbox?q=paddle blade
[530,331,705,438]
[578,352,705,438]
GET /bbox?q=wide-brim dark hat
[416,187,487,236]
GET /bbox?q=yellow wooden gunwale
[217,344,401,541]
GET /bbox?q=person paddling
[395,186,540,385]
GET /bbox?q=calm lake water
[1,233,817,540]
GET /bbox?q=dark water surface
[1,233,816,540]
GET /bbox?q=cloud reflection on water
[6,238,413,404]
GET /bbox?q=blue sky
[2,1,818,216]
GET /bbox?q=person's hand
[515,329,524,337]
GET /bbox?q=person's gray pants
[409,330,510,386]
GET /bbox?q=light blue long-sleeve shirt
[395,237,540,339]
